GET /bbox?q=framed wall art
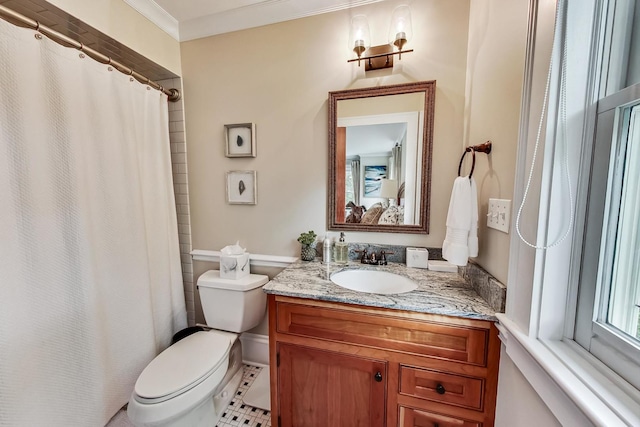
[225,123,256,157]
[226,170,257,205]
[363,165,387,197]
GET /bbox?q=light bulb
[349,15,370,61]
[388,5,412,53]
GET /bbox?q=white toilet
[127,271,269,427]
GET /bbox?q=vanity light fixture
[347,5,414,71]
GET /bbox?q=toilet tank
[197,270,269,333]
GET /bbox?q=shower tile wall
[158,77,195,326]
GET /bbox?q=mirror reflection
[328,81,435,234]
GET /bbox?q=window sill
[496,314,640,427]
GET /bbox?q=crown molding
[180,0,385,41]
[125,0,387,42]
[123,0,179,41]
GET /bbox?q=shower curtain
[0,18,187,426]
[350,159,361,205]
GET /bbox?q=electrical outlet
[487,198,511,233]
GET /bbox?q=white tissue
[221,241,246,256]
[220,241,250,279]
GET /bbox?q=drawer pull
[435,383,446,395]
[374,371,383,382]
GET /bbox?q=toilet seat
[134,331,232,404]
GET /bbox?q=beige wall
[181,0,471,266]
[46,0,181,75]
[463,0,529,284]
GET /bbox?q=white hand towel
[442,176,479,266]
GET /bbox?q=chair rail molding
[191,249,297,268]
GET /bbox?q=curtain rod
[0,4,181,102]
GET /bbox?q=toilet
[127,270,269,427]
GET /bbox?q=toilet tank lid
[134,331,231,399]
[197,270,269,291]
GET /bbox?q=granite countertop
[263,260,498,321]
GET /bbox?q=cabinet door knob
[374,371,382,382]
[435,384,446,394]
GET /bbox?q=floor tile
[216,365,271,427]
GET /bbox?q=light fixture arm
[347,48,414,66]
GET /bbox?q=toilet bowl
[127,272,269,427]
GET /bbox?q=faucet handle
[379,250,393,265]
[354,249,368,263]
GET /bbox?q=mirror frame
[328,80,436,234]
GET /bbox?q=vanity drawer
[400,365,484,410]
[398,406,481,427]
[276,302,489,365]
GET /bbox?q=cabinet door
[278,343,386,427]
[398,406,481,427]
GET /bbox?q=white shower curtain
[0,18,187,426]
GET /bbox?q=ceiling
[346,123,407,157]
[123,0,387,42]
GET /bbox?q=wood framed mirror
[328,81,435,234]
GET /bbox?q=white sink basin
[330,270,418,295]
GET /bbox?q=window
[573,0,640,392]
[576,87,640,391]
[604,104,640,341]
[345,162,355,206]
[499,0,640,424]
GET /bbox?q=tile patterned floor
[216,365,271,427]
[107,365,271,427]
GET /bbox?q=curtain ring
[35,21,40,31]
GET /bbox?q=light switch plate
[487,198,511,233]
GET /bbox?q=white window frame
[497,0,640,425]
[574,90,640,392]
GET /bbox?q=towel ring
[457,141,492,178]
[458,148,476,178]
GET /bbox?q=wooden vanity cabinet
[268,295,500,427]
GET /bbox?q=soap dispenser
[334,232,348,264]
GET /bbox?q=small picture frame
[226,170,257,205]
[224,123,256,157]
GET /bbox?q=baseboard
[239,332,270,366]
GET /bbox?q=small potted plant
[297,230,317,261]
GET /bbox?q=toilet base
[127,336,244,427]
[160,367,242,427]
[210,367,243,425]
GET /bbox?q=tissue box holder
[406,247,429,269]
[220,253,250,279]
